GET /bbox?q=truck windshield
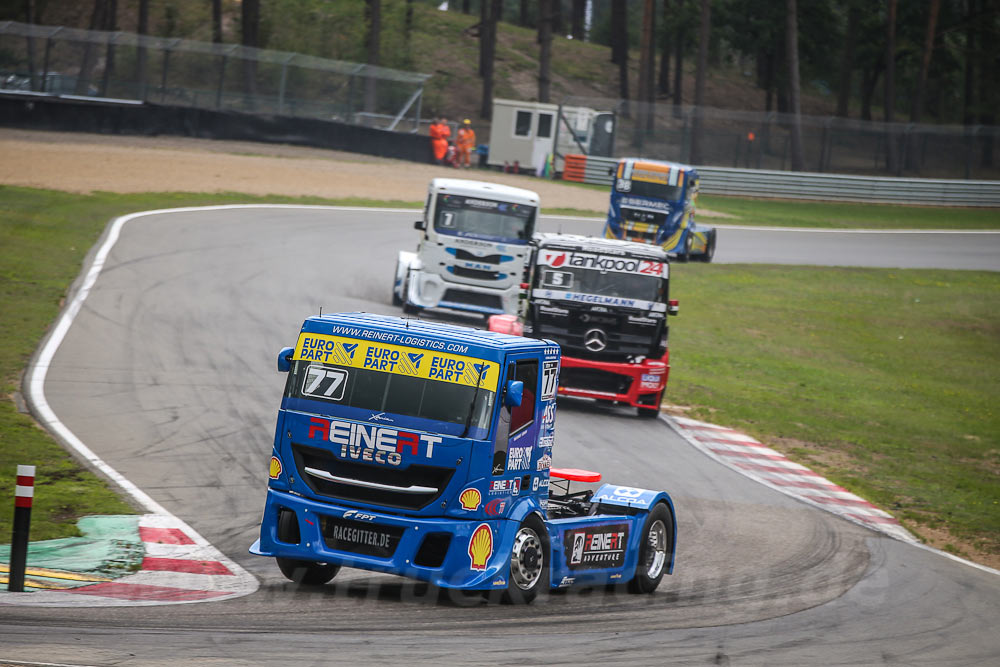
[537,264,662,303]
[616,178,683,202]
[433,193,535,243]
[284,360,495,439]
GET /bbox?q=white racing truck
[393,178,539,317]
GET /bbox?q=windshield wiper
[460,365,487,439]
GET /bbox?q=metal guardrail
[563,154,1000,207]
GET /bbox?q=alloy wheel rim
[510,527,543,590]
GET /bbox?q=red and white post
[8,464,35,592]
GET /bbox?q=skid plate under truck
[250,312,677,602]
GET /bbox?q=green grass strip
[667,263,1000,556]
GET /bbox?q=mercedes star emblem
[584,328,608,352]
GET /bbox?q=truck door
[493,356,540,476]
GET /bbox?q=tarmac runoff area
[0,412,934,607]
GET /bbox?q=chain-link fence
[0,21,431,132]
[564,95,1000,181]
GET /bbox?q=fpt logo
[459,488,482,511]
[468,523,493,571]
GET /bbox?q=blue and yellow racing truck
[604,157,716,262]
[250,312,677,603]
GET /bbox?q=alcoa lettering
[308,416,441,466]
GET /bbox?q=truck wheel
[401,276,421,315]
[699,231,716,263]
[677,234,692,263]
[276,557,340,586]
[392,274,403,306]
[636,389,664,418]
[503,515,549,604]
[628,502,673,594]
[637,405,660,419]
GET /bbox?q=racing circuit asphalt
[2,208,999,665]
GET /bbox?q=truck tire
[401,275,421,315]
[636,388,664,418]
[627,502,673,594]
[276,557,340,586]
[392,275,403,306]
[677,234,692,263]
[503,515,549,604]
[698,231,716,263]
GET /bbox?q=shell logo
[459,487,482,511]
[269,456,282,479]
[468,523,493,571]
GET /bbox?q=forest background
[6,0,997,165]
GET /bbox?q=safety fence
[562,95,1000,182]
[561,153,1000,207]
[0,21,431,131]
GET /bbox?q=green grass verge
[697,194,1000,229]
[1,185,997,562]
[667,263,1000,557]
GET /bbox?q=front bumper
[407,269,519,316]
[250,488,516,590]
[557,353,669,411]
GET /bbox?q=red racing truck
[496,234,678,418]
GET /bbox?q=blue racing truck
[250,312,677,603]
[603,157,716,262]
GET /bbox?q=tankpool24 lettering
[564,523,629,570]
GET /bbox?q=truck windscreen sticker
[532,289,668,313]
[302,366,348,401]
[536,250,668,278]
[293,333,500,392]
[542,270,573,289]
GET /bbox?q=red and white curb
[0,514,257,607]
[664,415,918,543]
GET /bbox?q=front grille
[532,312,660,361]
[321,516,405,558]
[454,249,503,264]
[441,289,503,311]
[292,443,453,510]
[448,265,504,280]
[560,366,633,395]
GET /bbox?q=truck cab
[251,312,676,602]
[604,158,716,262]
[393,178,539,316]
[520,233,678,417]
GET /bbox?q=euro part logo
[506,445,532,472]
[489,478,520,495]
[468,523,493,571]
[565,523,630,570]
[459,488,482,511]
[268,456,282,479]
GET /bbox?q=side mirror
[413,220,425,231]
[504,380,524,408]
[277,346,294,372]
